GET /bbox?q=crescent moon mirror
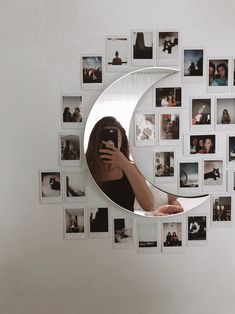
[84,67,208,216]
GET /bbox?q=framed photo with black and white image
[190,97,213,132]
[88,206,109,238]
[61,94,83,129]
[178,159,202,195]
[131,30,155,65]
[112,217,134,249]
[203,158,226,193]
[59,130,82,167]
[184,133,216,156]
[39,170,62,203]
[64,206,86,239]
[158,110,181,146]
[81,54,104,89]
[215,97,235,130]
[182,48,204,83]
[135,112,156,146]
[162,218,185,253]
[227,170,235,192]
[207,57,230,93]
[105,35,129,72]
[154,87,182,109]
[136,221,161,253]
[187,214,208,246]
[227,134,235,169]
[156,30,179,65]
[63,168,86,203]
[153,149,176,184]
[211,194,232,226]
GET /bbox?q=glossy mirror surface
[84,67,208,216]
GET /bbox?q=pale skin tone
[99,127,183,215]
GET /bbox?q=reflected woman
[221,109,230,124]
[86,116,154,212]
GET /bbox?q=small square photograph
[154,87,181,108]
[157,31,179,65]
[61,95,83,128]
[81,55,103,89]
[162,221,183,253]
[227,171,235,192]
[113,218,134,249]
[88,207,109,238]
[154,150,175,183]
[137,222,160,253]
[208,58,230,93]
[216,98,235,130]
[60,131,81,166]
[203,159,225,192]
[40,171,62,203]
[191,98,212,131]
[228,135,235,168]
[135,112,156,146]
[131,30,155,65]
[178,161,200,195]
[159,113,180,144]
[64,207,86,239]
[63,169,86,202]
[233,58,235,87]
[189,134,215,155]
[187,215,207,245]
[182,48,204,82]
[106,35,129,71]
[212,196,232,223]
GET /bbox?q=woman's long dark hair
[86,116,130,186]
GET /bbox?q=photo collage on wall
[38,28,234,252]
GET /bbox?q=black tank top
[102,174,135,212]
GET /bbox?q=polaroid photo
[211,194,232,226]
[158,111,181,146]
[178,160,202,195]
[227,170,235,192]
[190,97,213,131]
[112,217,134,249]
[131,30,155,65]
[64,206,86,239]
[185,133,216,156]
[136,221,161,253]
[39,170,62,203]
[232,57,235,92]
[182,48,204,83]
[203,158,226,193]
[162,219,185,253]
[88,206,109,238]
[215,96,235,131]
[105,35,129,72]
[153,87,182,109]
[81,54,104,89]
[61,94,83,129]
[59,130,82,167]
[156,30,179,65]
[187,214,208,246]
[207,58,230,93]
[227,134,235,169]
[63,168,86,203]
[135,112,156,146]
[153,149,176,183]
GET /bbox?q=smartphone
[100,128,118,149]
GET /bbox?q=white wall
[1,1,235,314]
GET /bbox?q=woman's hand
[99,141,130,171]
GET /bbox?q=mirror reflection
[84,67,208,216]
